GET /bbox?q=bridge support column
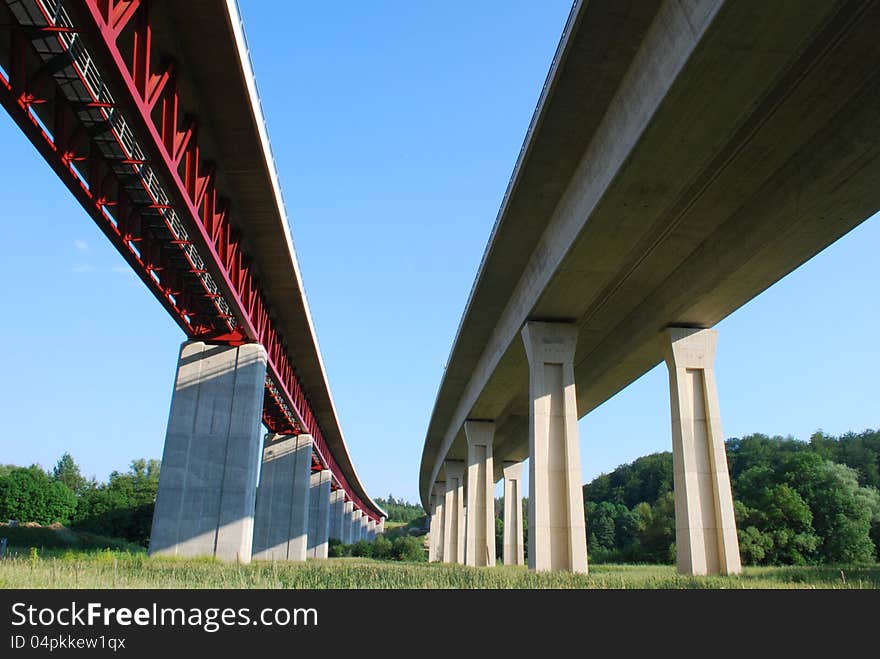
[367,519,376,541]
[307,469,331,559]
[377,519,385,535]
[251,433,313,561]
[663,327,741,576]
[329,490,346,543]
[360,512,370,540]
[342,501,354,544]
[502,461,525,566]
[521,322,588,573]
[428,483,446,562]
[353,510,363,542]
[442,461,465,563]
[149,341,266,563]
[464,421,496,567]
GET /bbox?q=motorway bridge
[0,0,384,562]
[420,0,880,574]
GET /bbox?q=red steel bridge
[0,0,384,522]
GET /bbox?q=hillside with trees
[581,430,880,565]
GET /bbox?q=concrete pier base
[442,461,465,564]
[664,327,741,576]
[464,421,496,567]
[521,322,588,573]
[251,433,313,561]
[360,512,370,540]
[149,341,267,563]
[502,460,525,566]
[307,469,331,559]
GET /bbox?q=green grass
[0,549,877,589]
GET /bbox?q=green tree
[0,466,77,525]
[51,453,94,496]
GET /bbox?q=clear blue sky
[0,2,877,505]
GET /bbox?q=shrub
[391,536,425,562]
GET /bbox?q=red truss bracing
[0,0,378,520]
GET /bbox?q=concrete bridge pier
[149,341,267,563]
[251,433,313,561]
[353,510,363,542]
[428,483,446,562]
[360,512,370,540]
[376,519,385,535]
[521,322,588,573]
[502,460,525,566]
[342,501,355,544]
[367,519,376,541]
[442,461,465,563]
[464,421,496,566]
[329,490,345,542]
[307,469,331,558]
[663,327,741,576]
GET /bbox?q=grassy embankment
[1,523,877,589]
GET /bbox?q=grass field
[0,548,878,589]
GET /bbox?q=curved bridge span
[0,0,384,560]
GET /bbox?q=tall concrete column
[360,512,370,540]
[521,322,588,573]
[307,469,331,559]
[367,519,376,541]
[428,483,445,562]
[329,490,345,542]
[442,461,465,563]
[502,461,525,566]
[252,433,313,561]
[149,341,267,563]
[353,510,363,542]
[464,421,496,567]
[377,519,385,535]
[342,501,354,544]
[663,327,741,576]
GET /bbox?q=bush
[327,537,345,558]
[391,536,425,562]
[373,536,393,560]
[349,540,374,558]
[0,467,77,525]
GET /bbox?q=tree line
[0,454,159,546]
[581,430,880,565]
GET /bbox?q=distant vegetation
[0,454,158,547]
[375,495,425,524]
[579,430,880,565]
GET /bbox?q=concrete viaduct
[0,0,384,562]
[420,0,880,574]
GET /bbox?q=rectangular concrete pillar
[442,461,465,564]
[376,519,385,535]
[307,469,331,559]
[464,421,496,567]
[353,510,363,542]
[329,489,346,542]
[149,341,267,563]
[502,460,525,566]
[252,433,313,561]
[367,519,376,541]
[342,501,354,544]
[360,512,370,540]
[664,327,742,576]
[428,483,445,562]
[521,322,588,573]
